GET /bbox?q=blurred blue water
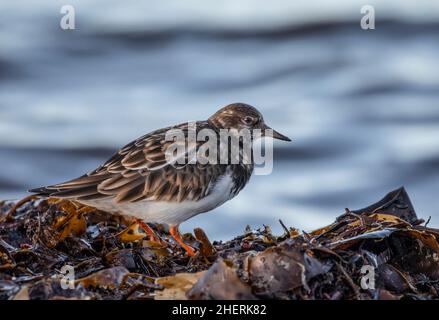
[1,1,439,239]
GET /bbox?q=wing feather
[30,121,227,203]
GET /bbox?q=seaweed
[0,187,438,300]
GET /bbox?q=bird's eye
[242,116,255,125]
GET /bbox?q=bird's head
[208,103,291,141]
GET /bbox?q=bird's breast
[229,163,254,196]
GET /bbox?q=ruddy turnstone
[30,103,291,256]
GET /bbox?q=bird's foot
[136,219,166,245]
[117,220,165,245]
[170,225,197,257]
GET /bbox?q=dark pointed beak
[264,125,292,142]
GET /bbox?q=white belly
[78,173,236,226]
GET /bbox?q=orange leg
[136,219,164,244]
[170,225,196,257]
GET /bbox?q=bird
[30,103,291,256]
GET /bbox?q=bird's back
[30,120,254,213]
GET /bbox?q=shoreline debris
[0,187,438,300]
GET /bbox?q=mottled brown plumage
[31,121,242,203]
[30,103,291,256]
